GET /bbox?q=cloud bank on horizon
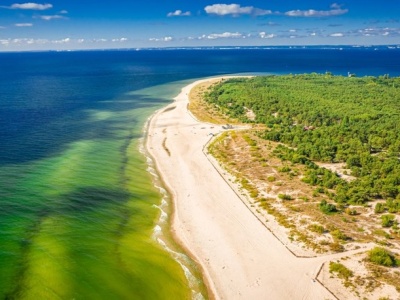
[0,1,399,50]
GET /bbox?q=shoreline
[145,78,221,299]
[142,111,216,299]
[145,77,380,299]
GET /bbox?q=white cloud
[330,32,344,37]
[356,27,400,37]
[91,38,108,43]
[285,4,348,17]
[1,37,50,45]
[59,10,68,14]
[0,37,129,47]
[38,15,66,20]
[205,4,271,17]
[204,3,347,18]
[205,32,243,39]
[112,37,128,42]
[15,23,33,27]
[167,10,191,17]
[52,37,70,44]
[259,32,276,39]
[149,36,173,42]
[10,3,53,10]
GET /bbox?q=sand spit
[145,77,382,299]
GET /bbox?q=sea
[1,46,400,299]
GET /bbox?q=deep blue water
[1,47,400,165]
[0,47,400,299]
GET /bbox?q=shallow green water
[0,81,206,299]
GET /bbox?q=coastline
[142,112,213,299]
[145,77,375,299]
[145,78,220,299]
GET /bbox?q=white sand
[146,77,368,299]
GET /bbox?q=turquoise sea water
[1,47,400,299]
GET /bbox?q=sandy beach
[145,77,369,299]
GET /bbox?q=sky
[0,0,399,51]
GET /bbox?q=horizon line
[1,44,400,53]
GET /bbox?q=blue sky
[0,1,399,51]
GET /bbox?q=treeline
[205,74,400,205]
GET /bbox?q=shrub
[345,207,358,215]
[374,202,385,214]
[278,193,293,201]
[300,196,309,202]
[367,247,397,267]
[267,176,276,182]
[329,262,353,280]
[319,200,337,214]
[386,199,400,213]
[279,166,291,173]
[331,229,349,241]
[381,214,396,228]
[308,224,325,234]
[330,242,344,252]
[250,190,259,198]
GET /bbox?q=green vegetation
[386,199,400,213]
[330,242,344,252]
[308,223,325,234]
[319,199,337,214]
[329,262,353,280]
[381,214,397,228]
[204,74,400,206]
[278,193,293,201]
[375,203,386,214]
[331,229,350,241]
[373,229,392,239]
[367,247,398,267]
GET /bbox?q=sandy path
[146,78,351,299]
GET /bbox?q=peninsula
[146,76,400,300]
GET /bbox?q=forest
[204,73,400,208]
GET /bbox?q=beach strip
[146,77,336,299]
